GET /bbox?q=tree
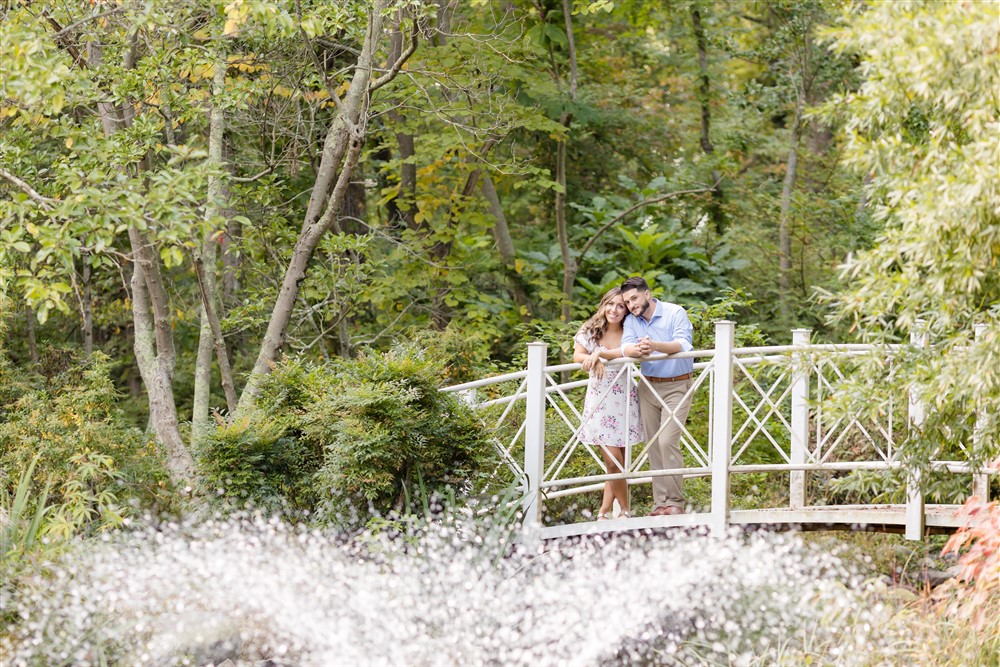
[0,0,428,482]
[237,0,425,408]
[820,1,1000,478]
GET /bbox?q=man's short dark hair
[620,276,649,293]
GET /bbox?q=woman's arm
[573,342,606,379]
[597,346,624,360]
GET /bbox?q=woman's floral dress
[575,331,644,448]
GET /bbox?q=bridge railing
[442,320,992,540]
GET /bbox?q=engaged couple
[572,276,694,520]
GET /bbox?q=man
[620,276,694,516]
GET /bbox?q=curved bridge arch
[443,322,995,542]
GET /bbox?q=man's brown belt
[643,373,692,383]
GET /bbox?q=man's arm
[621,315,641,357]
[647,307,694,355]
[647,339,684,355]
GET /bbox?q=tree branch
[369,16,419,92]
[38,11,87,68]
[0,168,56,209]
[577,183,718,263]
[53,7,124,38]
[231,167,274,183]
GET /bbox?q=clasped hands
[584,337,661,380]
[634,336,654,357]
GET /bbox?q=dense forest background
[1,0,997,493]
[1,0,866,422]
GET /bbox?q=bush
[0,350,174,531]
[196,415,319,514]
[939,496,1000,632]
[196,344,500,524]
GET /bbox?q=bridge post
[790,329,812,509]
[522,341,547,538]
[973,323,989,502]
[906,321,928,541]
[710,321,735,537]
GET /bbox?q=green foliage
[310,345,500,518]
[408,323,502,386]
[822,469,973,507]
[511,318,582,366]
[0,456,52,566]
[44,450,126,539]
[686,288,766,349]
[817,0,1000,484]
[196,414,316,514]
[0,350,173,520]
[197,345,500,523]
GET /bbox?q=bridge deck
[540,504,968,540]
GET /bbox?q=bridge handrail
[541,460,998,491]
[443,343,905,411]
[442,342,906,395]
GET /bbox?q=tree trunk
[690,2,726,234]
[778,94,804,322]
[238,1,404,411]
[194,257,238,414]
[481,173,530,320]
[691,4,713,156]
[219,137,239,301]
[221,206,240,306]
[192,235,216,443]
[89,34,191,484]
[387,20,417,229]
[191,335,211,434]
[81,249,93,356]
[219,144,242,360]
[129,227,193,482]
[193,54,229,444]
[556,0,577,324]
[555,130,574,324]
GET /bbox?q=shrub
[196,415,320,514]
[0,350,173,528]
[196,344,499,524]
[938,496,1000,631]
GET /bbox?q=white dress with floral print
[575,331,644,448]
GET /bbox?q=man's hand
[637,336,653,356]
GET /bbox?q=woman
[573,287,644,520]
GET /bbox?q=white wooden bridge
[442,322,995,542]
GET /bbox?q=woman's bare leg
[599,479,614,517]
[601,446,630,515]
[598,446,614,516]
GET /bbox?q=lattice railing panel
[729,358,794,466]
[810,354,904,466]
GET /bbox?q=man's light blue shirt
[622,299,694,378]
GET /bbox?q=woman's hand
[582,349,605,380]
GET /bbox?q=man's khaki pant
[638,378,693,510]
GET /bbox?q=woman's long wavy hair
[578,287,623,344]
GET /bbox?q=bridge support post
[710,321,735,537]
[522,341,547,540]
[906,321,928,541]
[973,323,989,502]
[790,329,812,509]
